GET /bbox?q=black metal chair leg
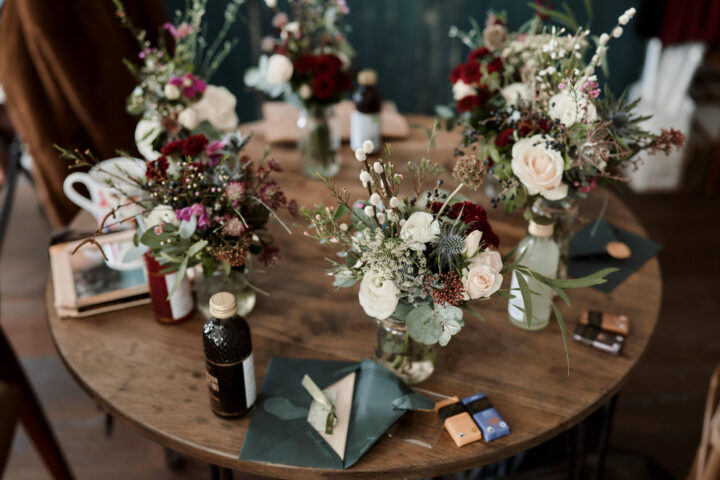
[209,464,233,480]
[567,420,586,480]
[592,394,618,480]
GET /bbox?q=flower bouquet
[58,133,296,321]
[245,0,355,177]
[114,0,244,161]
[302,136,614,384]
[440,6,685,275]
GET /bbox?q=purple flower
[205,140,227,167]
[168,73,206,98]
[163,22,193,40]
[176,203,211,230]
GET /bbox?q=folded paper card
[238,357,433,469]
[568,218,662,294]
[258,101,410,144]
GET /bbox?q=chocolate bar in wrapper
[579,310,629,335]
[436,397,482,447]
[573,324,624,355]
[461,393,509,442]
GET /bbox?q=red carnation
[494,128,515,147]
[161,139,184,155]
[294,54,316,75]
[468,47,490,63]
[314,54,342,76]
[487,57,503,74]
[182,134,208,157]
[312,74,336,100]
[459,62,481,84]
[145,156,169,181]
[456,95,481,113]
[450,64,464,84]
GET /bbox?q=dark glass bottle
[203,292,256,418]
[350,69,381,152]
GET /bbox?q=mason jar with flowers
[442,6,685,278]
[116,0,243,162]
[60,132,297,324]
[302,139,615,384]
[245,0,354,177]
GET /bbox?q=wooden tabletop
[46,115,661,479]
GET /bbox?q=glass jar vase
[374,316,436,385]
[297,105,341,178]
[195,267,256,319]
[531,196,579,279]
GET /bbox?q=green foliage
[406,303,464,347]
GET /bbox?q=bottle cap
[528,220,554,238]
[209,292,238,319]
[357,69,377,86]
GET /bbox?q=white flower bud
[376,212,386,224]
[373,162,384,174]
[298,84,312,100]
[164,83,181,100]
[355,148,367,162]
[612,26,623,38]
[339,223,348,231]
[369,193,382,206]
[364,205,375,217]
[362,140,375,154]
[389,196,400,208]
[264,0,277,7]
[599,33,610,45]
[359,171,372,186]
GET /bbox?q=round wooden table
[46,115,661,479]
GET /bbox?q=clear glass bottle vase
[374,316,436,385]
[195,267,256,319]
[297,105,341,178]
[531,196,578,279]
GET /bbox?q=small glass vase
[531,196,579,279]
[297,105,341,178]
[195,267,257,319]
[374,316,436,385]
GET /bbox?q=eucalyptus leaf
[405,305,440,345]
[122,243,149,264]
[551,301,571,375]
[167,256,189,299]
[187,239,208,257]
[179,216,197,240]
[514,272,534,328]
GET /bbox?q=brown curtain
[0,0,167,227]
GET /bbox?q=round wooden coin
[606,241,632,259]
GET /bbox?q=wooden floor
[1,176,719,479]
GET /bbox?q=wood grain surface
[46,116,661,479]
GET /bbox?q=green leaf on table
[551,301,571,375]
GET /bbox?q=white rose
[298,83,312,99]
[501,82,532,106]
[144,205,178,228]
[358,270,399,320]
[511,134,568,201]
[134,118,161,161]
[548,91,598,127]
[452,80,477,100]
[400,212,440,251]
[164,83,181,100]
[190,85,239,133]
[463,230,483,258]
[266,54,294,85]
[178,107,200,130]
[473,250,503,273]
[264,0,277,7]
[462,264,503,300]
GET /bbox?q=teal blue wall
[164,0,644,123]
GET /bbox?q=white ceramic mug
[63,157,146,227]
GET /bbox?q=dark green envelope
[238,357,433,469]
[568,218,662,294]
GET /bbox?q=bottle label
[205,353,256,416]
[350,110,380,151]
